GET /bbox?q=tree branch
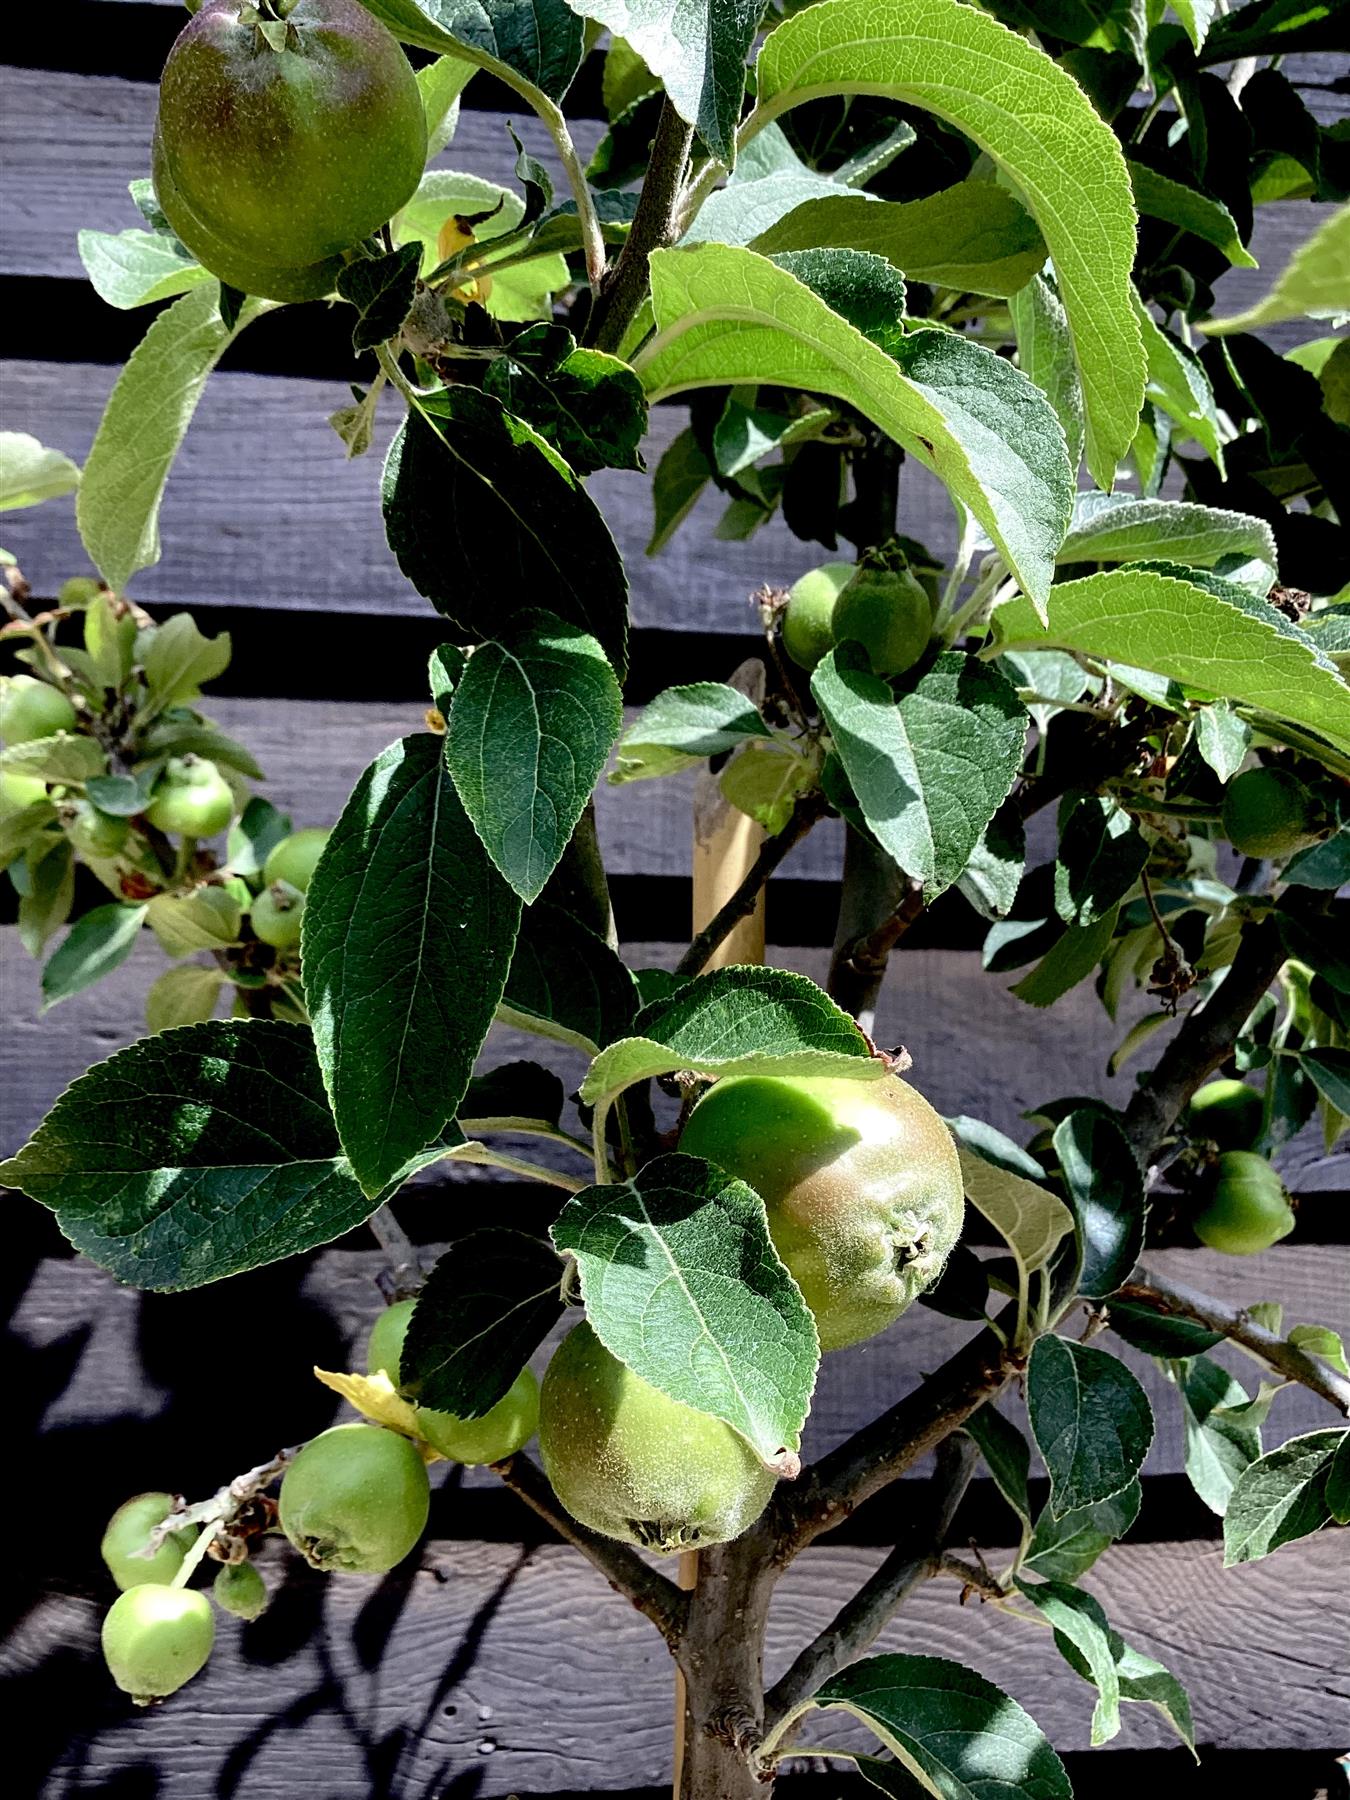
[766,1324,1019,1566]
[675,790,828,980]
[494,1452,690,1651]
[1117,1268,1350,1415]
[1123,914,1285,1164]
[827,845,925,1030]
[587,97,695,355]
[761,1435,978,1736]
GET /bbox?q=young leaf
[1168,1356,1263,1516]
[1052,1107,1145,1299]
[146,888,241,957]
[752,0,1143,487]
[139,612,232,719]
[816,1654,1071,1800]
[335,243,422,352]
[1126,161,1256,269]
[639,246,1073,613]
[612,682,773,782]
[1194,703,1252,784]
[0,1021,393,1290]
[1056,494,1276,579]
[1203,202,1350,335]
[1053,797,1149,929]
[955,1146,1074,1278]
[581,968,882,1112]
[1028,1336,1154,1517]
[1009,275,1085,479]
[303,735,522,1197]
[416,52,473,156]
[553,1151,819,1463]
[0,432,81,510]
[1223,1427,1347,1565]
[77,284,265,594]
[40,904,148,1011]
[77,227,210,312]
[560,0,759,164]
[993,570,1350,756]
[358,0,583,102]
[144,962,226,1033]
[1132,294,1228,473]
[383,388,629,677]
[500,900,638,1053]
[401,1227,565,1417]
[1,734,106,785]
[1023,1480,1141,1582]
[482,324,648,475]
[445,610,623,903]
[810,649,1027,900]
[1014,1577,1121,1745]
[754,180,1047,299]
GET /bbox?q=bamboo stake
[675,656,768,1795]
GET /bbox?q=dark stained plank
[4,1533,1346,1798]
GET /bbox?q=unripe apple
[782,562,853,671]
[1222,767,1323,859]
[1192,1150,1295,1255]
[365,1298,538,1463]
[538,1323,776,1555]
[102,1583,215,1703]
[212,1560,269,1620]
[262,826,330,894]
[679,1072,964,1351]
[278,1424,430,1573]
[832,564,931,677]
[146,755,234,837]
[250,879,305,948]
[101,1492,194,1590]
[1186,1079,1264,1152]
[0,674,77,744]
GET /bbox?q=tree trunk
[677,1532,776,1799]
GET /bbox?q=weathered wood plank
[4,1534,1345,1798]
[12,1243,1348,1489]
[5,922,1346,1194]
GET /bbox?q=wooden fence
[2,7,1348,1796]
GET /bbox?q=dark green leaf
[1107,1298,1222,1357]
[303,735,522,1195]
[1301,1047,1350,1116]
[383,387,629,677]
[41,904,147,1010]
[1282,830,1350,890]
[817,1653,1072,1799]
[614,682,773,783]
[1052,1108,1145,1299]
[647,425,712,554]
[501,900,638,1052]
[1028,1335,1154,1516]
[459,1059,565,1131]
[1224,1428,1346,1564]
[402,1227,564,1416]
[963,1404,1031,1523]
[1170,1355,1263,1516]
[0,1022,391,1290]
[1024,1480,1140,1581]
[553,1151,819,1461]
[482,324,648,475]
[445,609,623,903]
[811,649,1028,900]
[358,0,584,102]
[226,796,293,878]
[428,643,467,715]
[336,243,422,352]
[1011,906,1120,1008]
[1054,797,1149,929]
[1015,1576,1121,1744]
[85,769,159,818]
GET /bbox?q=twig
[828,864,926,1030]
[366,1204,422,1297]
[1117,1269,1350,1416]
[587,97,696,354]
[761,1436,978,1740]
[767,1324,1020,1566]
[674,790,828,980]
[533,97,606,291]
[937,1552,1008,1602]
[441,1140,589,1193]
[1122,915,1285,1164]
[494,1452,690,1651]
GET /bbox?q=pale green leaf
[145,962,227,1033]
[77,285,265,594]
[77,228,210,311]
[1015,1578,1121,1745]
[1010,275,1084,479]
[1204,203,1350,335]
[1127,161,1255,268]
[612,682,773,783]
[146,887,242,957]
[1223,1427,1346,1564]
[139,612,232,719]
[0,733,105,785]
[1132,291,1227,472]
[956,1146,1074,1276]
[41,904,148,1011]
[1057,494,1276,581]
[752,0,1143,486]
[719,742,816,834]
[639,244,1072,612]
[0,432,81,511]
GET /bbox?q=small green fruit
[1193,1150,1295,1255]
[0,767,49,814]
[146,755,234,838]
[101,1492,194,1590]
[251,879,305,948]
[212,1560,269,1621]
[1186,1079,1264,1152]
[63,799,130,859]
[782,562,853,671]
[679,1073,964,1351]
[1222,767,1322,859]
[0,674,77,744]
[832,565,931,677]
[263,827,330,894]
[415,1369,540,1465]
[279,1423,430,1573]
[539,1323,776,1555]
[102,1583,215,1703]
